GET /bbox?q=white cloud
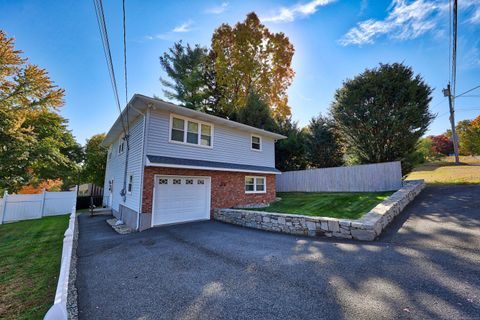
[173,20,194,33]
[205,2,229,14]
[469,7,480,23]
[262,0,336,23]
[340,0,480,46]
[339,0,441,46]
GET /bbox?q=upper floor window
[108,146,112,160]
[118,139,125,155]
[251,135,262,151]
[170,115,213,148]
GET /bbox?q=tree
[416,136,437,161]
[274,118,308,172]
[305,115,344,168]
[82,133,107,186]
[159,42,211,111]
[456,117,480,156]
[430,134,453,156]
[236,91,276,130]
[211,12,295,119]
[331,63,434,175]
[0,30,80,192]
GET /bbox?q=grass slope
[0,215,69,320]
[407,156,480,185]
[251,192,393,219]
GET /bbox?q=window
[245,176,266,193]
[108,147,112,160]
[170,115,213,147]
[173,179,181,185]
[251,135,261,151]
[171,117,185,142]
[127,175,133,194]
[197,179,205,185]
[159,179,168,185]
[118,139,125,155]
[187,121,199,144]
[186,179,193,184]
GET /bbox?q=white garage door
[152,175,211,226]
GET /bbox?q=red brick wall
[141,167,276,216]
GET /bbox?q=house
[101,94,286,231]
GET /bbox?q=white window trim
[169,114,214,149]
[127,174,133,194]
[118,139,125,155]
[245,176,266,194]
[251,134,262,151]
[108,146,113,160]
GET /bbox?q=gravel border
[66,214,79,320]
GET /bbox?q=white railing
[277,161,403,192]
[44,206,77,320]
[0,187,77,224]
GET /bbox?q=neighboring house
[101,94,286,231]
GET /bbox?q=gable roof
[102,94,287,146]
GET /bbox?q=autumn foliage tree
[0,30,82,192]
[430,134,453,156]
[211,12,294,119]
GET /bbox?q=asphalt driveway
[76,185,480,320]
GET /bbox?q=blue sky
[1,0,479,144]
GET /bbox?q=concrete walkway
[76,186,480,320]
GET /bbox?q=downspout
[137,106,150,231]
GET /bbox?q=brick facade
[141,166,276,228]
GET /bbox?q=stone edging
[44,207,78,320]
[214,180,425,241]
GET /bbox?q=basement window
[245,176,266,194]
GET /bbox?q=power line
[456,85,480,98]
[93,0,127,136]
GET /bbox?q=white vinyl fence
[0,187,77,224]
[44,206,77,320]
[277,161,402,192]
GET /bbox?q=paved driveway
[76,186,480,320]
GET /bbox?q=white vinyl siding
[103,115,145,213]
[148,110,275,167]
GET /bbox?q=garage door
[152,175,211,226]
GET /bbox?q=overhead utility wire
[456,85,480,98]
[93,0,127,136]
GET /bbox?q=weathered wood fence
[276,161,402,192]
[0,187,77,224]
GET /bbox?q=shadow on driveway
[76,186,480,320]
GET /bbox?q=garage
[152,175,211,226]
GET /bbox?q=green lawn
[0,215,69,320]
[251,192,393,219]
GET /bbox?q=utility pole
[443,84,460,164]
[444,0,460,164]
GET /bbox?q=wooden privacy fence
[0,187,77,224]
[276,161,402,192]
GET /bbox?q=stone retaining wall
[214,180,425,241]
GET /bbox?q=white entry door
[152,175,211,226]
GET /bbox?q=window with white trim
[170,115,212,147]
[245,176,266,193]
[251,135,261,151]
[127,175,133,194]
[118,139,125,155]
[108,146,112,160]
